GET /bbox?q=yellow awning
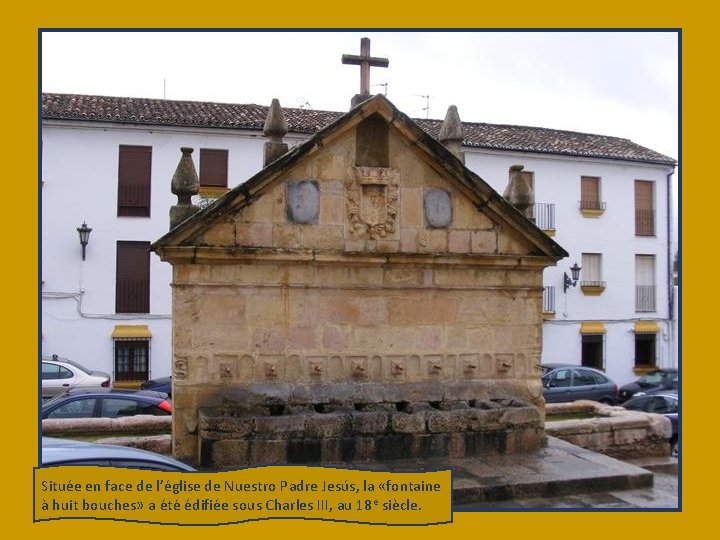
[634,321,660,334]
[111,325,152,339]
[580,322,606,334]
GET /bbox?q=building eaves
[42,92,676,166]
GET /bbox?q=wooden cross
[342,37,389,96]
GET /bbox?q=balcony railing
[635,285,656,312]
[579,200,607,211]
[543,286,556,314]
[532,203,555,231]
[635,209,655,236]
[580,280,606,288]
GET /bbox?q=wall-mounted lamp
[563,262,581,292]
[77,221,92,261]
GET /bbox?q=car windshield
[639,371,665,385]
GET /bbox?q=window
[546,369,572,388]
[116,241,150,313]
[581,253,605,294]
[635,255,656,312]
[580,176,605,215]
[117,145,152,217]
[635,180,655,236]
[199,148,229,196]
[41,362,72,380]
[573,369,597,386]
[114,340,149,382]
[46,398,97,419]
[100,397,168,417]
[635,333,657,369]
[582,334,604,370]
[542,286,556,316]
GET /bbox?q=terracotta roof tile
[42,93,676,165]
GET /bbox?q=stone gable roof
[152,94,568,264]
[42,92,676,166]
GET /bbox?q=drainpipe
[666,167,676,367]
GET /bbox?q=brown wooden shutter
[635,180,654,236]
[116,241,150,313]
[581,176,600,210]
[118,145,152,216]
[200,149,228,188]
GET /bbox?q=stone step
[345,436,655,505]
[625,456,678,475]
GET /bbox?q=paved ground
[108,433,680,510]
[452,450,680,510]
[346,437,679,510]
[455,471,678,510]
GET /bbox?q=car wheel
[670,438,679,457]
[599,398,614,405]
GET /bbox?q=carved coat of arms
[345,166,399,239]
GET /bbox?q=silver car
[41,437,195,471]
[41,355,111,400]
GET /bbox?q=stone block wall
[162,122,557,465]
[198,399,544,468]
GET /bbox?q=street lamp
[563,262,581,292]
[77,221,92,261]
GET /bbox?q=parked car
[540,363,576,377]
[42,388,172,419]
[618,368,678,402]
[621,392,679,456]
[41,437,195,471]
[42,354,111,401]
[140,375,172,397]
[541,364,619,404]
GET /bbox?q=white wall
[465,149,675,385]
[41,121,676,386]
[41,122,283,378]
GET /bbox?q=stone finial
[170,147,200,229]
[503,164,534,220]
[263,98,289,166]
[438,105,464,163]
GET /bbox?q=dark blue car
[622,392,679,456]
[541,365,619,404]
[140,376,172,397]
[617,368,678,402]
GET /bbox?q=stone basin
[198,398,544,468]
[545,400,673,458]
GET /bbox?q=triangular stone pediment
[152,95,567,266]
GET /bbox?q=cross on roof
[342,37,389,96]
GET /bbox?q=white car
[41,354,111,400]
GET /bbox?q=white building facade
[40,94,676,387]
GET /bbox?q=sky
[40,30,679,162]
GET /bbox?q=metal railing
[543,286,556,313]
[533,203,555,231]
[635,285,656,312]
[579,200,607,211]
